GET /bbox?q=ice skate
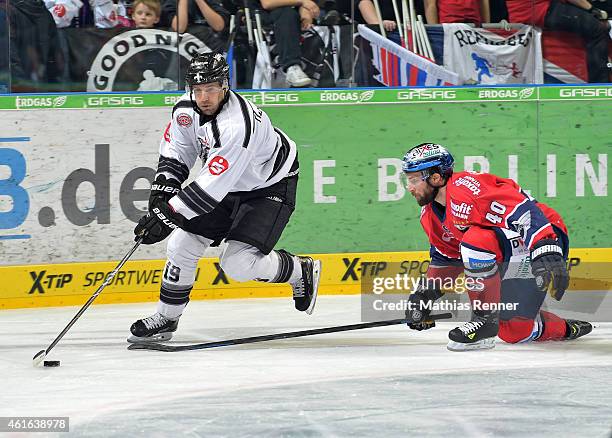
[291,255,321,315]
[447,311,499,351]
[565,320,592,340]
[128,312,179,343]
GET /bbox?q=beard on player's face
[415,185,436,206]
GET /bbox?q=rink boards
[0,248,610,309]
[0,85,610,309]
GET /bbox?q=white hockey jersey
[157,91,298,220]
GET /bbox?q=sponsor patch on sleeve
[208,156,229,175]
[468,257,496,270]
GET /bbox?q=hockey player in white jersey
[129,52,321,343]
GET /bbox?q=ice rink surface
[2,295,612,437]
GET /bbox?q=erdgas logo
[359,90,375,102]
[244,92,300,105]
[87,29,210,92]
[319,90,376,102]
[397,90,457,100]
[15,96,69,109]
[53,96,68,107]
[478,88,535,99]
[559,88,612,98]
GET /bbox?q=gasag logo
[87,29,210,92]
[86,96,144,107]
[397,89,457,101]
[244,92,299,105]
[559,88,612,98]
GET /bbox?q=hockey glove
[588,6,608,20]
[406,283,444,331]
[149,175,181,209]
[530,239,569,301]
[134,200,185,245]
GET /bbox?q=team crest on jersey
[441,224,455,242]
[177,113,193,127]
[208,156,229,175]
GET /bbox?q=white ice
[1,295,612,437]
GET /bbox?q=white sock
[157,301,186,320]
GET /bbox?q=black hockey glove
[149,175,181,209]
[406,283,444,331]
[588,6,608,20]
[134,201,185,245]
[530,239,569,301]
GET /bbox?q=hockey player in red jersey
[401,143,592,351]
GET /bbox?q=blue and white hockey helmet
[402,143,454,179]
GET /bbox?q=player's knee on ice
[499,319,536,344]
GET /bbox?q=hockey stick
[127,312,453,352]
[33,237,144,366]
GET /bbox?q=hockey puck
[43,360,60,367]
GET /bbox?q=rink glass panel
[4,0,610,92]
[0,0,8,93]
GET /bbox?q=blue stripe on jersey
[505,200,551,248]
[430,245,463,267]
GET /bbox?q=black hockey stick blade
[33,238,143,366]
[127,312,453,352]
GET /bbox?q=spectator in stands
[505,0,610,83]
[424,0,490,25]
[8,0,63,91]
[90,0,131,27]
[162,0,228,33]
[258,0,320,87]
[132,0,161,27]
[357,0,398,31]
[45,0,83,28]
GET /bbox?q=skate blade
[447,338,496,352]
[127,332,174,344]
[305,260,322,315]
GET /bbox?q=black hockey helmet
[185,52,230,88]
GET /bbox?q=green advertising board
[1,85,609,253]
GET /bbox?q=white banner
[0,107,185,264]
[443,24,543,85]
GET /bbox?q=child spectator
[132,0,161,27]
